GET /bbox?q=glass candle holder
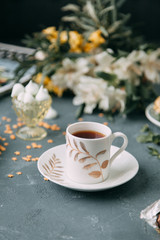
[12,96,52,140]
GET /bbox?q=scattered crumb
[14,151,20,155]
[2,116,7,121]
[6,118,11,122]
[8,174,14,178]
[22,156,31,162]
[0,145,6,151]
[103,122,108,126]
[98,113,104,117]
[62,131,66,135]
[47,139,53,143]
[10,134,16,140]
[32,157,39,162]
[26,145,31,149]
[4,142,9,146]
[16,172,22,175]
[44,177,49,181]
[12,157,17,161]
[12,124,18,129]
[78,118,83,121]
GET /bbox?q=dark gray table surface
[0,80,160,239]
[0,95,159,240]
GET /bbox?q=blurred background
[0,0,160,46]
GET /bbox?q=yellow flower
[89,30,105,45]
[42,27,58,43]
[60,31,83,53]
[83,29,105,52]
[34,73,64,97]
[68,31,83,53]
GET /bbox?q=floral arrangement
[14,0,160,117]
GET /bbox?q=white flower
[140,49,160,83]
[51,57,90,90]
[93,51,115,73]
[99,86,126,112]
[73,76,107,114]
[35,51,47,61]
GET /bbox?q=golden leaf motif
[42,153,64,182]
[89,171,101,178]
[96,149,106,158]
[69,149,74,157]
[83,162,97,170]
[80,142,88,153]
[79,156,91,163]
[74,152,79,161]
[73,139,79,150]
[101,160,109,169]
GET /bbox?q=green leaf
[148,146,160,157]
[140,124,150,133]
[96,71,117,81]
[136,134,153,143]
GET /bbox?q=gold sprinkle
[26,145,31,149]
[98,113,104,117]
[78,118,83,121]
[10,134,16,140]
[2,116,7,120]
[14,151,20,155]
[8,174,14,178]
[44,177,49,181]
[0,145,6,151]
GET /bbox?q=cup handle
[110,132,128,165]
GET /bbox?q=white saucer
[37,144,139,192]
[145,103,160,127]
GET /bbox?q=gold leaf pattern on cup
[42,153,64,182]
[67,136,108,180]
[89,171,102,178]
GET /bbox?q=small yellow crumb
[12,157,17,161]
[10,134,16,140]
[98,113,104,117]
[26,145,31,149]
[103,122,108,126]
[14,151,20,155]
[4,142,8,146]
[16,172,22,175]
[2,116,7,120]
[47,139,53,143]
[62,132,66,135]
[78,118,83,121]
[0,145,6,151]
[8,174,14,178]
[44,177,49,181]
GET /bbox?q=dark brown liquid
[72,130,105,139]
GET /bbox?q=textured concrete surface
[0,66,160,239]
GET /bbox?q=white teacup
[66,122,128,184]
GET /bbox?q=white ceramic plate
[145,103,160,127]
[37,144,139,192]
